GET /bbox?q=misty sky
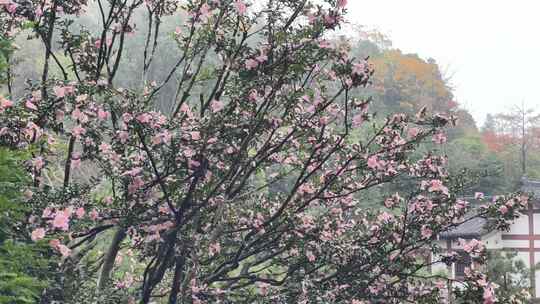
[346,0,540,126]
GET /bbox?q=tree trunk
[168,254,186,304]
[97,227,126,290]
[141,232,177,303]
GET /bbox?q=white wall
[533,214,540,234]
[483,232,502,250]
[507,214,529,235]
[502,239,529,249]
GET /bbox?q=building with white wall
[433,178,540,301]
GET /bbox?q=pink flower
[55,110,65,121]
[72,125,86,137]
[33,6,43,17]
[210,100,224,112]
[6,2,17,13]
[89,209,99,221]
[71,108,87,122]
[377,211,393,223]
[432,132,447,144]
[234,0,247,15]
[65,86,75,95]
[407,127,420,138]
[498,205,508,214]
[118,131,129,143]
[152,134,163,145]
[57,244,71,257]
[318,40,332,49]
[199,3,211,18]
[435,280,446,289]
[25,100,38,110]
[53,86,66,97]
[320,116,329,125]
[175,27,182,35]
[428,179,449,196]
[122,167,142,177]
[209,242,221,256]
[136,113,152,124]
[32,157,45,170]
[49,239,60,248]
[257,282,270,296]
[475,192,484,200]
[0,96,13,110]
[184,148,195,158]
[116,274,134,289]
[421,226,433,239]
[55,86,72,98]
[52,211,70,231]
[122,113,133,122]
[460,238,484,254]
[189,159,201,168]
[152,131,171,145]
[306,250,316,262]
[483,285,496,304]
[307,13,317,24]
[23,121,43,140]
[352,62,364,75]
[128,176,145,194]
[367,155,381,170]
[245,59,259,70]
[31,228,46,241]
[248,90,258,102]
[337,0,348,8]
[97,108,110,120]
[190,131,201,140]
[99,143,111,153]
[75,207,85,219]
[324,14,338,26]
[42,208,52,218]
[256,54,268,63]
[159,204,171,214]
[352,114,363,127]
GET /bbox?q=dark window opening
[455,251,472,278]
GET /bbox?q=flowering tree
[0,0,530,303]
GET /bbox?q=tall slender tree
[491,103,540,176]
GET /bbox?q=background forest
[7,19,531,194]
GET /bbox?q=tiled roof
[438,177,540,239]
[521,177,540,196]
[439,217,488,239]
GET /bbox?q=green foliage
[0,149,53,303]
[486,250,533,302]
[0,273,45,304]
[0,34,13,85]
[445,134,512,194]
[0,149,29,241]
